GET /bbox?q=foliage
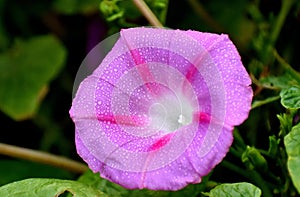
[280,86,300,109]
[0,0,300,196]
[0,178,107,197]
[203,182,262,197]
[0,35,66,120]
[284,123,300,193]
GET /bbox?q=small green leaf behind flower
[280,86,300,109]
[242,146,268,172]
[99,0,124,22]
[99,0,168,27]
[259,74,299,90]
[203,182,261,197]
[277,112,295,137]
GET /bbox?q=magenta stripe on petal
[70,27,253,191]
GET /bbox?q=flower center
[148,93,193,133]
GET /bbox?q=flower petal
[186,31,253,125]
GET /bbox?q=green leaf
[0,178,107,197]
[277,113,294,137]
[284,123,300,193]
[205,182,262,197]
[0,35,66,120]
[280,86,300,109]
[259,74,299,90]
[99,0,168,27]
[99,0,125,22]
[267,135,279,158]
[241,146,268,172]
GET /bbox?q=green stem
[221,160,273,197]
[230,129,247,159]
[251,96,281,109]
[229,143,275,196]
[230,147,243,158]
[221,160,250,179]
[269,0,295,47]
[273,50,300,84]
[278,147,291,194]
[233,129,247,149]
[0,143,88,174]
[249,170,274,197]
[263,0,295,63]
[132,0,163,27]
[256,148,270,157]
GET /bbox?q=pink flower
[70,27,253,191]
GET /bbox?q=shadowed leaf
[0,35,66,120]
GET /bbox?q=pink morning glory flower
[70,27,253,191]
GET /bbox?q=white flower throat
[148,93,194,133]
